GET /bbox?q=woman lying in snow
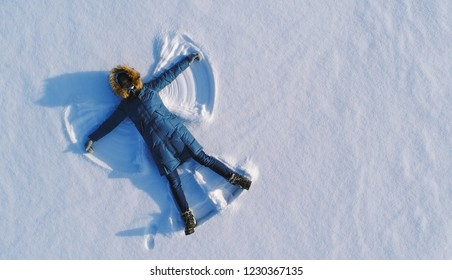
[85,53,251,235]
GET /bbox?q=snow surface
[1,0,451,259]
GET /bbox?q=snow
[0,0,451,259]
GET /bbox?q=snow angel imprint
[85,53,251,235]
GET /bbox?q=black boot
[229,173,252,190]
[182,210,196,235]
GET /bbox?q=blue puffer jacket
[89,56,202,176]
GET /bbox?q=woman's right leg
[166,170,196,235]
[166,170,189,213]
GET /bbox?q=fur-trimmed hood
[109,65,144,99]
[90,56,199,176]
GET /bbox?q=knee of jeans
[196,151,214,166]
[167,173,181,188]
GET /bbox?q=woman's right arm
[88,107,127,142]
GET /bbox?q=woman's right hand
[85,140,94,153]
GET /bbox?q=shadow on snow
[38,35,248,249]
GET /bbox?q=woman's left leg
[191,150,251,190]
[191,150,234,179]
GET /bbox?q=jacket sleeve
[144,56,190,92]
[88,106,127,141]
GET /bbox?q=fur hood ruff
[109,65,143,99]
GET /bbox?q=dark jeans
[166,150,234,213]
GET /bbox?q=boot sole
[240,180,252,190]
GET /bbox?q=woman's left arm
[145,55,198,91]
